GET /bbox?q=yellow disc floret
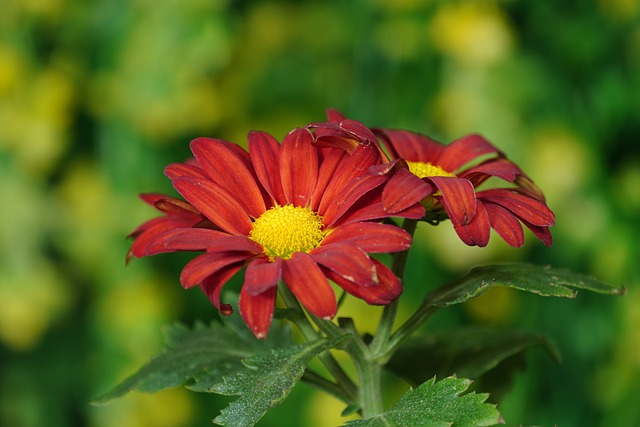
[406,161,456,179]
[249,204,326,260]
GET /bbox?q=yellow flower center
[406,161,456,179]
[249,204,326,260]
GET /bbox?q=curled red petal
[172,176,253,236]
[128,217,199,260]
[191,138,266,218]
[244,257,283,296]
[280,128,318,207]
[248,131,287,206]
[521,219,554,246]
[239,286,277,339]
[311,244,379,287]
[321,222,412,253]
[452,202,491,247]
[430,176,477,225]
[282,252,336,319]
[164,162,207,180]
[180,252,251,288]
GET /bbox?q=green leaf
[426,263,625,309]
[92,308,292,404]
[343,376,502,427]
[386,327,560,400]
[212,335,349,427]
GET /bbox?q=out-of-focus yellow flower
[598,0,639,22]
[429,1,514,67]
[90,388,193,427]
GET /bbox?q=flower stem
[277,282,358,402]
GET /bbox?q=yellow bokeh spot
[250,204,326,260]
[464,286,517,325]
[406,160,456,179]
[429,2,514,66]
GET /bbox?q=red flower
[309,110,555,248]
[128,128,424,338]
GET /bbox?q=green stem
[277,282,358,401]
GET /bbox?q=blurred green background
[1,0,639,426]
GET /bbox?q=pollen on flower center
[249,204,326,260]
[406,161,456,179]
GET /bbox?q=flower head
[129,127,424,338]
[309,110,555,248]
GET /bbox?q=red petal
[172,176,253,236]
[324,259,402,305]
[325,108,347,122]
[336,199,425,225]
[311,244,379,287]
[478,189,555,226]
[452,202,491,247]
[483,203,525,248]
[280,128,318,207]
[244,257,283,296]
[321,222,412,253]
[248,131,287,206]
[460,158,523,186]
[200,263,244,314]
[164,162,207,180]
[437,134,502,172]
[309,148,348,211]
[154,197,202,217]
[180,252,251,288]
[282,252,336,319]
[521,220,554,246]
[239,286,277,339]
[322,173,387,227]
[190,138,265,218]
[318,143,380,214]
[374,129,445,163]
[430,176,477,225]
[128,217,198,259]
[382,169,434,214]
[146,228,230,255]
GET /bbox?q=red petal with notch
[321,222,412,253]
[483,202,525,248]
[430,176,477,225]
[452,202,491,247]
[172,176,253,236]
[200,263,244,315]
[282,252,336,319]
[311,244,379,287]
[382,168,434,214]
[239,286,277,339]
[191,138,266,218]
[437,134,503,172]
[478,189,555,226]
[521,219,554,246]
[180,252,251,288]
[280,128,318,207]
[248,131,287,206]
[324,259,402,305]
[244,257,283,296]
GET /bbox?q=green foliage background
[1,0,639,426]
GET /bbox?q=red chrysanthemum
[309,111,555,248]
[128,128,425,338]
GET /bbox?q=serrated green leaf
[92,303,292,404]
[386,327,559,400]
[426,264,624,309]
[343,376,502,427]
[212,335,349,427]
